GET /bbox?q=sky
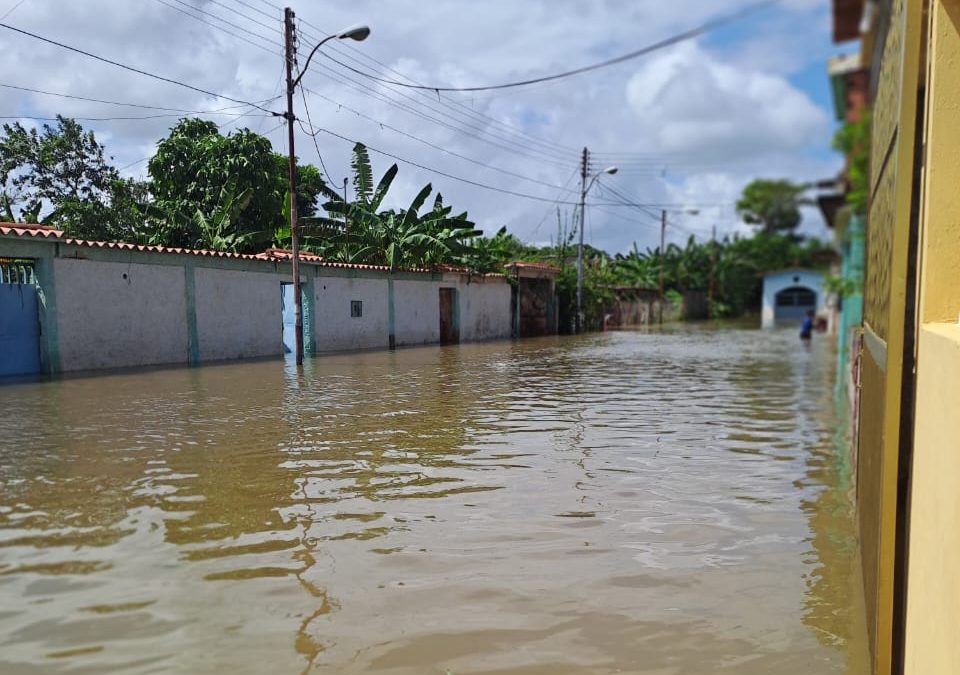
[0,0,852,254]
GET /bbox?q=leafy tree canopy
[146,118,327,252]
[0,115,149,240]
[736,179,811,234]
[832,110,871,215]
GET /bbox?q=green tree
[147,118,326,252]
[316,143,481,269]
[0,115,148,239]
[832,110,871,214]
[736,179,811,234]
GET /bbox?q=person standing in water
[800,309,814,340]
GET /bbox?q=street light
[284,8,371,366]
[576,152,617,333]
[293,25,370,90]
[658,207,700,325]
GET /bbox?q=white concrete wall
[313,276,389,352]
[458,279,511,341]
[393,279,442,346]
[194,267,283,361]
[54,258,188,371]
[761,269,826,328]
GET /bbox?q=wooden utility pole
[283,7,303,366]
[342,176,349,255]
[658,209,666,325]
[575,146,589,334]
[708,224,717,319]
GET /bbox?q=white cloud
[0,0,839,253]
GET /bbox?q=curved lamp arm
[292,26,370,90]
[585,166,618,195]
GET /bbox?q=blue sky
[0,0,850,252]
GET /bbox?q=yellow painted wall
[857,1,926,672]
[903,3,960,673]
[904,325,960,673]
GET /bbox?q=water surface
[0,327,868,673]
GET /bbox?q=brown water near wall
[0,327,868,674]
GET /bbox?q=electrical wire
[301,61,578,169]
[0,0,28,21]
[150,0,276,54]
[206,0,280,35]
[314,1,778,92]
[221,0,279,24]
[0,112,273,122]
[302,122,602,206]
[0,21,282,115]
[294,21,584,159]
[116,109,284,173]
[529,168,580,236]
[156,0,276,47]
[0,81,278,114]
[299,85,580,194]
[296,73,338,187]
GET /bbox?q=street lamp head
[686,208,700,215]
[337,25,370,41]
[602,166,618,175]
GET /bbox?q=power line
[0,112,273,122]
[301,61,578,169]
[530,168,580,236]
[301,121,683,209]
[221,0,279,24]
[0,0,29,21]
[150,0,276,54]
[297,73,337,186]
[0,81,278,114]
[299,85,581,194]
[303,123,597,206]
[315,1,778,92]
[295,20,583,159]
[206,0,280,35]
[0,21,282,116]
[155,0,276,48]
[116,108,284,173]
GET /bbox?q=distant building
[504,262,559,337]
[760,269,826,329]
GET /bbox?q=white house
[761,268,827,329]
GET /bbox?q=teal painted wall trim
[387,275,396,349]
[303,273,316,353]
[34,249,61,374]
[184,264,200,366]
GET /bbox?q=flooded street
[0,327,867,674]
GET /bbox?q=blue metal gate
[0,261,41,377]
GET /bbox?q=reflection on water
[0,326,867,673]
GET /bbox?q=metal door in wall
[439,287,459,345]
[0,282,41,377]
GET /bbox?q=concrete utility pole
[283,7,303,366]
[576,146,589,334]
[281,10,369,366]
[659,209,666,325]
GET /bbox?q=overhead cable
[299,86,580,194]
[295,20,583,158]
[315,1,778,92]
[0,21,282,115]
[302,62,578,169]
[150,0,276,54]
[0,81,279,114]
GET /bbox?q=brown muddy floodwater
[0,326,868,674]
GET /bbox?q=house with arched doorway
[761,268,827,328]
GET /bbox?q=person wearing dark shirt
[800,310,814,340]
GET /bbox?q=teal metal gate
[0,260,41,377]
